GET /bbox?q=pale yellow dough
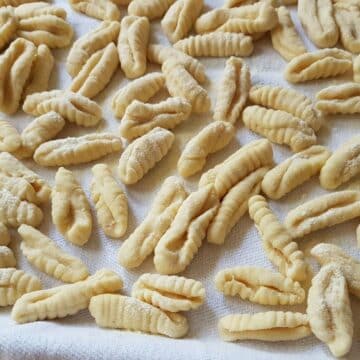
[354,55,360,83]
[118,176,187,269]
[52,167,92,246]
[215,266,305,305]
[132,273,205,312]
[69,0,120,21]
[12,269,122,323]
[14,2,67,20]
[0,246,16,268]
[128,0,176,20]
[0,119,21,153]
[224,0,299,7]
[0,223,10,246]
[89,294,189,338]
[91,164,128,238]
[0,7,17,51]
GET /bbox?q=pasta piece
[118,176,187,269]
[89,294,188,338]
[120,97,191,141]
[128,0,176,20]
[12,269,122,323]
[284,49,352,83]
[215,266,305,305]
[270,6,306,61]
[262,145,331,199]
[248,195,307,282]
[23,90,103,127]
[354,55,360,83]
[0,246,16,268]
[249,85,322,132]
[0,119,21,153]
[224,0,299,8]
[69,43,119,99]
[18,224,89,283]
[214,57,251,124]
[219,311,311,342]
[118,127,175,185]
[307,264,353,357]
[112,72,165,118]
[161,0,203,43]
[162,59,211,114]
[52,167,92,246]
[14,112,65,159]
[0,223,10,246]
[69,0,121,21]
[0,7,17,51]
[66,21,120,77]
[154,185,219,275]
[14,2,67,19]
[34,133,122,167]
[243,106,316,152]
[174,32,254,58]
[118,15,150,79]
[0,38,36,114]
[316,83,360,115]
[132,273,205,312]
[0,152,51,204]
[207,167,268,245]
[285,190,360,238]
[0,0,46,5]
[177,121,235,178]
[91,164,128,238]
[0,268,42,307]
[298,0,338,48]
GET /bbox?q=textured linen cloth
[0,1,359,359]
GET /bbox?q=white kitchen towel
[0,1,359,359]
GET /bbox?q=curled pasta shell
[69,0,120,21]
[89,294,189,338]
[128,0,176,20]
[14,2,67,19]
[0,119,21,152]
[215,266,305,305]
[0,246,16,268]
[132,273,205,312]
[0,6,17,51]
[0,223,10,246]
[354,54,360,83]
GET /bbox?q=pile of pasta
[0,0,360,357]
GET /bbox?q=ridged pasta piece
[23,90,103,127]
[271,6,306,61]
[91,164,128,238]
[249,85,322,132]
[284,49,352,83]
[89,294,189,338]
[298,0,338,48]
[215,266,305,305]
[34,133,122,167]
[14,112,65,159]
[311,243,360,298]
[0,119,21,152]
[14,2,67,19]
[214,57,250,124]
[18,225,89,283]
[249,195,307,282]
[0,7,17,51]
[0,0,46,5]
[52,167,92,246]
[0,223,10,246]
[0,268,42,307]
[0,152,50,203]
[174,32,254,58]
[162,59,211,114]
[118,127,174,185]
[132,273,205,312]
[224,0,299,7]
[118,15,150,79]
[66,20,120,77]
[243,106,316,152]
[69,0,120,21]
[161,0,203,43]
[120,97,191,141]
[154,185,219,275]
[12,268,122,323]
[128,0,176,20]
[178,121,235,178]
[112,72,165,118]
[285,190,360,238]
[195,2,278,35]
[219,311,311,342]
[69,43,119,99]
[307,264,353,357]
[316,83,360,115]
[0,188,43,228]
[262,145,331,199]
[118,176,187,269]
[0,38,36,114]
[354,54,360,83]
[207,167,268,245]
[0,246,16,268]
